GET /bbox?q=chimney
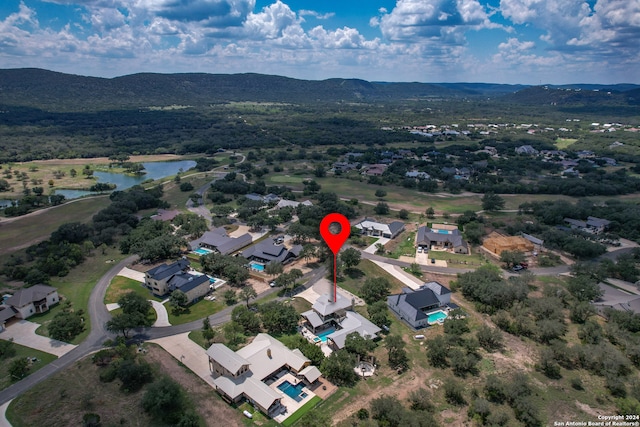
[267,348,272,358]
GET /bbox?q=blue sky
[0,0,638,84]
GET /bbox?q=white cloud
[299,10,335,20]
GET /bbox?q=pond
[0,159,197,206]
[55,159,196,200]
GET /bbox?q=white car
[417,247,423,253]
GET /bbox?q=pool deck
[272,373,317,424]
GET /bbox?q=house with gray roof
[189,227,253,255]
[387,282,452,329]
[207,333,322,417]
[3,284,59,320]
[564,216,611,234]
[355,218,405,239]
[301,292,381,350]
[144,260,209,303]
[242,241,302,265]
[416,226,468,254]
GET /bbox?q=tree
[48,309,85,342]
[9,357,30,380]
[426,207,435,219]
[118,292,152,322]
[169,290,189,315]
[385,335,409,372]
[476,325,503,352]
[142,376,185,424]
[370,396,405,427]
[300,244,317,264]
[361,277,391,304]
[340,247,361,270]
[426,335,450,368]
[443,378,466,405]
[260,301,298,335]
[224,264,249,286]
[374,202,390,215]
[374,189,387,199]
[117,359,154,392]
[0,340,17,359]
[179,182,194,192]
[367,300,389,328]
[202,317,216,344]
[344,332,376,358]
[223,321,245,348]
[231,305,261,334]
[264,261,284,277]
[239,285,257,307]
[223,289,237,305]
[314,165,326,178]
[106,312,147,338]
[481,192,505,212]
[320,349,358,386]
[500,250,525,269]
[567,273,603,302]
[398,209,409,220]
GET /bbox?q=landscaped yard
[384,231,416,259]
[427,249,488,266]
[0,342,58,391]
[104,276,162,304]
[167,297,225,325]
[339,259,406,297]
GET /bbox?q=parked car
[417,247,423,253]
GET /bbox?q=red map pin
[320,213,351,302]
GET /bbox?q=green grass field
[167,298,225,325]
[104,276,161,304]
[0,343,58,391]
[32,246,127,344]
[0,196,112,256]
[339,259,406,297]
[555,138,578,149]
[281,396,322,427]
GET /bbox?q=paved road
[0,255,136,406]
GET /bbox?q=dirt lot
[7,344,244,427]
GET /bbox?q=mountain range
[0,68,638,111]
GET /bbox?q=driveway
[296,278,365,306]
[370,260,424,290]
[0,320,77,357]
[117,267,145,282]
[105,301,171,327]
[149,333,215,387]
[363,237,390,254]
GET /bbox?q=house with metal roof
[355,218,405,239]
[206,333,322,418]
[416,226,468,254]
[387,282,452,329]
[301,293,381,350]
[188,227,253,255]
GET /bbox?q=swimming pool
[193,247,213,256]
[249,261,265,271]
[316,327,336,342]
[433,229,451,234]
[277,380,308,402]
[427,310,448,323]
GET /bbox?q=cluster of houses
[0,284,59,331]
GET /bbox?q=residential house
[0,306,17,331]
[332,162,359,173]
[387,282,452,329]
[273,199,313,210]
[362,164,387,176]
[301,293,381,350]
[189,227,253,255]
[405,171,430,180]
[3,284,59,320]
[144,259,210,303]
[521,233,544,250]
[416,226,468,254]
[564,216,611,234]
[482,232,534,255]
[207,333,322,417]
[150,209,180,222]
[242,240,302,265]
[515,145,539,155]
[355,219,405,239]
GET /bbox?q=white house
[355,219,405,239]
[3,284,59,320]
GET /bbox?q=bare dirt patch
[145,344,244,427]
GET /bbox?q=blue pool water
[434,229,451,234]
[428,311,448,323]
[193,247,213,255]
[316,327,336,342]
[250,262,265,271]
[277,380,307,402]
